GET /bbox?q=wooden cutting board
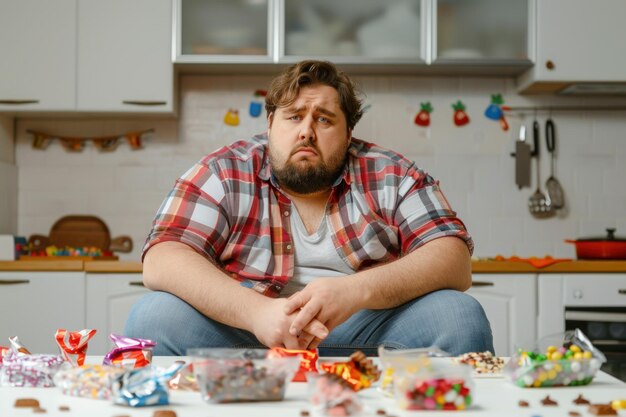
[49,215,111,249]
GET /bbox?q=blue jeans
[125,289,494,357]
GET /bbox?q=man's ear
[267,112,274,133]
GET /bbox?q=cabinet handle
[0,279,30,285]
[471,281,494,287]
[619,289,626,295]
[129,281,145,287]
[0,99,39,105]
[122,100,166,106]
[545,60,555,70]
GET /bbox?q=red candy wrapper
[319,351,380,391]
[269,347,319,382]
[103,334,156,369]
[55,328,97,366]
[0,346,9,364]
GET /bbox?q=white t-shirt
[280,208,355,297]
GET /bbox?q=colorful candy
[398,377,473,410]
[319,351,380,391]
[54,365,124,399]
[55,328,97,366]
[456,351,506,374]
[103,334,155,369]
[0,349,65,387]
[111,363,183,407]
[268,347,319,382]
[309,373,363,416]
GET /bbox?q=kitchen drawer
[563,274,626,306]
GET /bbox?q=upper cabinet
[0,0,174,114]
[174,0,531,73]
[175,0,273,63]
[78,0,174,113]
[0,0,77,112]
[518,0,626,94]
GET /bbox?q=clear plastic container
[505,328,606,388]
[307,372,363,416]
[393,363,474,411]
[188,348,299,403]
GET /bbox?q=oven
[565,307,626,381]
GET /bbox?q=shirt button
[283,210,290,217]
[286,244,292,250]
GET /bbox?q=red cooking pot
[565,228,626,260]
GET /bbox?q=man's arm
[143,241,328,349]
[284,236,471,341]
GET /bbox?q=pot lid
[576,228,626,242]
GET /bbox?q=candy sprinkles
[400,377,473,411]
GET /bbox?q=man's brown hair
[265,60,364,130]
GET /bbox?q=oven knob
[573,289,583,299]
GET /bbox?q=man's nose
[298,116,316,142]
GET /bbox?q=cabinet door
[85,273,150,355]
[467,274,536,356]
[534,0,626,81]
[176,0,273,63]
[0,0,76,111]
[0,272,85,353]
[77,0,174,113]
[434,0,529,62]
[283,0,424,62]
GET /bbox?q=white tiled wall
[0,116,17,234]
[14,75,626,260]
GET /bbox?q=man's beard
[269,143,347,194]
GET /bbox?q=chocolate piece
[58,405,70,412]
[376,409,387,415]
[300,411,310,417]
[14,398,40,408]
[153,411,177,417]
[541,395,558,406]
[569,412,582,417]
[588,404,618,416]
[33,408,47,413]
[518,400,529,407]
[573,394,591,405]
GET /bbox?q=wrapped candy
[55,328,97,366]
[268,347,319,382]
[319,351,381,391]
[0,346,9,364]
[0,349,66,387]
[54,364,125,399]
[111,362,184,407]
[9,336,32,355]
[309,373,363,416]
[167,361,198,391]
[103,334,156,369]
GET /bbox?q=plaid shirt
[143,133,473,297]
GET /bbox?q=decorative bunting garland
[26,129,154,152]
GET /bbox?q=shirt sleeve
[142,161,231,262]
[394,166,474,255]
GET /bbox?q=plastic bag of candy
[188,348,299,403]
[392,361,474,411]
[54,364,125,399]
[0,349,66,388]
[377,345,449,397]
[308,372,364,416]
[111,362,184,407]
[504,328,606,388]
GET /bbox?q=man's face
[267,84,351,195]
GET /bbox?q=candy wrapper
[9,335,32,355]
[168,361,198,391]
[505,328,606,388]
[55,328,97,366]
[0,349,66,387]
[189,348,299,403]
[111,362,184,407]
[54,364,125,399]
[309,372,364,416]
[377,346,448,397]
[103,334,155,369]
[318,351,380,391]
[0,345,9,364]
[268,347,319,382]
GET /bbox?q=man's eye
[318,117,329,123]
[289,115,301,121]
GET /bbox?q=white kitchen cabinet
[518,0,626,93]
[0,271,85,354]
[85,273,150,355]
[0,0,76,112]
[467,274,537,356]
[77,0,174,113]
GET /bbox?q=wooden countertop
[1,260,626,273]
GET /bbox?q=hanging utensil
[528,120,555,218]
[515,123,531,189]
[545,118,565,209]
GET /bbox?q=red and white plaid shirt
[143,133,473,297]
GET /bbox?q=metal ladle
[528,120,555,218]
[545,118,565,209]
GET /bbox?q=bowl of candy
[393,362,474,411]
[505,328,606,388]
[188,348,299,403]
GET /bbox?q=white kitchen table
[1,356,625,417]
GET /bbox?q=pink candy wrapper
[0,349,66,387]
[103,334,156,369]
[55,328,97,366]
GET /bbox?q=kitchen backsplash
[13,75,626,260]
